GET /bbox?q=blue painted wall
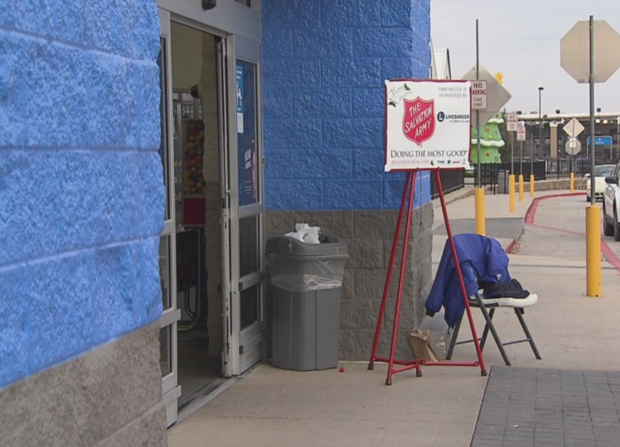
[262,0,432,210]
[0,1,163,388]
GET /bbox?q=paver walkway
[472,367,620,447]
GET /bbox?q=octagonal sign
[561,20,620,83]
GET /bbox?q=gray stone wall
[264,202,434,361]
[0,324,167,447]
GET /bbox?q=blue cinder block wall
[262,0,432,211]
[0,1,163,389]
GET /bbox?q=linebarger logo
[403,97,435,146]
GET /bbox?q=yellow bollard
[586,205,602,297]
[475,188,486,236]
[570,172,574,192]
[530,174,535,197]
[509,174,516,213]
[519,174,524,202]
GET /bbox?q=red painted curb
[505,239,518,254]
[524,192,586,225]
[523,192,620,274]
[601,241,620,272]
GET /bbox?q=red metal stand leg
[368,172,412,371]
[434,171,487,376]
[386,171,417,385]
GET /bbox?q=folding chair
[446,292,541,366]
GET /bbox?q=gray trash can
[497,170,510,194]
[266,235,348,371]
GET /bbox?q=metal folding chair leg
[514,308,542,360]
[446,317,462,360]
[475,295,512,366]
[479,308,495,353]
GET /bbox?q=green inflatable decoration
[470,112,505,164]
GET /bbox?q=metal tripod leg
[515,308,542,360]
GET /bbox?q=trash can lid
[266,235,347,256]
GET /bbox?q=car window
[614,162,620,177]
[596,165,615,177]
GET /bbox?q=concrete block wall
[0,1,167,445]
[262,0,434,360]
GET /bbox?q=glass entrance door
[227,37,265,374]
[158,8,181,427]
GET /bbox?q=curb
[432,185,492,209]
[524,192,586,225]
[520,191,620,274]
[507,191,586,254]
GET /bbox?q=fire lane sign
[506,113,518,132]
[517,121,526,141]
[471,80,488,110]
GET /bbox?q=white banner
[385,80,472,171]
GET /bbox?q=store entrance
[158,6,265,427]
[169,22,226,410]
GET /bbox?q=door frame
[229,36,265,375]
[157,0,263,422]
[158,7,182,427]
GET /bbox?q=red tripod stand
[367,169,487,385]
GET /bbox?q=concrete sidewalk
[168,188,620,447]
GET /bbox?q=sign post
[561,17,620,297]
[370,79,486,385]
[563,118,584,183]
[517,121,526,201]
[506,113,518,212]
[461,31,512,235]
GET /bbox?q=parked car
[587,164,615,202]
[603,162,620,240]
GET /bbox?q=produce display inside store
[184,120,206,196]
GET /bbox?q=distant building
[517,112,620,161]
[430,44,452,80]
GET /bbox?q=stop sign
[561,20,620,83]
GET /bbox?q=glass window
[240,284,260,330]
[158,39,171,220]
[239,216,259,277]
[236,61,259,207]
[159,236,172,310]
[160,326,172,376]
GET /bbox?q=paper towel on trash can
[284,223,321,244]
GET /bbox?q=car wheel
[614,208,620,242]
[604,204,615,237]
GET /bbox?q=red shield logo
[402,97,435,146]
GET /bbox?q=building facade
[0,0,433,445]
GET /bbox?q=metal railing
[431,169,465,199]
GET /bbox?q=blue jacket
[426,234,511,328]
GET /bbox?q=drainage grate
[434,218,523,241]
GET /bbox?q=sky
[431,0,620,116]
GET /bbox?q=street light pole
[538,87,544,161]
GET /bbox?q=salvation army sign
[403,97,435,145]
[385,80,471,172]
